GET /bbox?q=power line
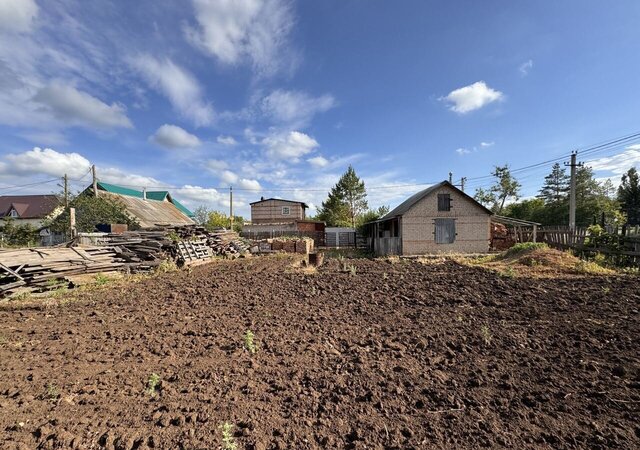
[0,178,59,193]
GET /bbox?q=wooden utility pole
[91,165,98,196]
[63,174,69,208]
[460,177,467,192]
[565,151,582,230]
[69,207,77,238]
[229,186,234,230]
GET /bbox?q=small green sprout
[46,383,59,401]
[146,373,160,396]
[220,422,237,450]
[480,325,493,346]
[244,330,257,354]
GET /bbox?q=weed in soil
[220,422,237,450]
[244,330,257,354]
[45,383,59,401]
[480,325,493,346]
[146,373,160,396]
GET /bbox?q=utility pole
[565,151,582,230]
[448,172,453,183]
[63,174,69,208]
[229,186,234,230]
[91,165,98,196]
[460,177,467,192]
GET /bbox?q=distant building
[243,197,325,242]
[365,180,492,255]
[89,182,195,228]
[0,194,63,228]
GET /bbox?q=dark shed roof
[0,195,61,219]
[381,180,493,220]
[250,198,309,208]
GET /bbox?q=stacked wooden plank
[0,247,124,296]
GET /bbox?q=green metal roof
[95,182,193,217]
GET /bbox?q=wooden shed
[366,181,492,255]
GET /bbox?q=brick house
[243,197,325,242]
[249,197,308,223]
[366,180,492,255]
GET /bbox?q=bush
[0,219,40,247]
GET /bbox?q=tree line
[473,163,640,227]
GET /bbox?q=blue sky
[1,0,639,216]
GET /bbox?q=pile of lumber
[0,247,124,296]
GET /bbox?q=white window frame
[282,206,291,216]
[9,209,18,218]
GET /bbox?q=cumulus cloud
[185,0,295,76]
[98,167,162,188]
[0,0,38,33]
[455,147,471,155]
[262,131,319,160]
[519,59,534,76]
[307,156,329,168]
[205,159,229,172]
[0,147,90,178]
[150,124,201,149]
[130,55,213,126]
[217,135,238,146]
[174,184,227,206]
[587,145,640,175]
[441,81,504,114]
[33,83,133,129]
[260,89,335,127]
[220,170,238,184]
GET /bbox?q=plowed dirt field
[1,257,639,449]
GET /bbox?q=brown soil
[1,257,639,449]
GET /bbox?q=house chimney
[261,196,264,201]
[143,188,147,200]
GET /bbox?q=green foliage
[47,192,139,234]
[356,205,390,232]
[0,218,40,247]
[94,273,111,286]
[618,167,640,225]
[244,330,257,354]
[316,165,368,227]
[203,210,244,233]
[220,422,237,450]
[46,383,59,401]
[474,165,521,213]
[537,163,569,204]
[146,373,160,396]
[504,242,548,258]
[480,325,493,346]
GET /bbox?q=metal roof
[250,197,309,208]
[0,195,61,219]
[97,191,194,228]
[96,182,193,217]
[381,180,493,220]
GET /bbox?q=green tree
[356,205,390,232]
[538,163,569,204]
[474,165,521,214]
[317,165,368,227]
[204,210,244,233]
[47,193,139,234]
[618,167,640,225]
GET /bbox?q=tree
[47,193,139,235]
[474,165,521,213]
[0,218,40,247]
[356,205,390,232]
[618,167,640,225]
[316,165,368,227]
[538,163,569,204]
[203,210,244,233]
[193,205,211,225]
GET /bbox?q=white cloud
[0,0,38,33]
[441,81,504,114]
[587,145,640,175]
[0,147,90,179]
[456,147,470,155]
[262,131,319,160]
[217,135,238,146]
[237,178,261,190]
[260,89,335,127]
[186,0,295,76]
[205,159,229,172]
[480,141,495,147]
[130,55,214,126]
[174,184,228,207]
[150,124,201,149]
[33,82,133,129]
[98,167,162,188]
[220,170,239,184]
[307,156,329,168]
[519,59,534,76]
[19,130,68,146]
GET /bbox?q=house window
[437,193,451,211]
[9,209,18,218]
[434,218,455,244]
[282,206,290,215]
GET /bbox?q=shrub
[504,242,548,258]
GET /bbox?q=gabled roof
[0,195,61,219]
[250,197,309,208]
[97,191,195,228]
[95,182,193,217]
[381,180,493,220]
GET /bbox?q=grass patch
[94,273,111,286]
[503,242,548,258]
[574,260,614,275]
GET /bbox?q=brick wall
[251,200,306,224]
[401,185,490,254]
